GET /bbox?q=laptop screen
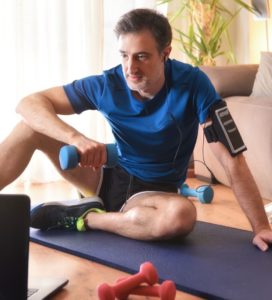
[0,194,30,300]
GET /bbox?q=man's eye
[120,53,128,59]
[137,54,147,60]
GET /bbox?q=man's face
[118,30,168,97]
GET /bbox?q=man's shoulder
[102,65,126,89]
[75,65,125,90]
[167,59,200,84]
[102,64,121,78]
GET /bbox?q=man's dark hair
[114,8,172,52]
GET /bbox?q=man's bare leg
[3,122,196,241]
[84,191,197,240]
[0,121,100,195]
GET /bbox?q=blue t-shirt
[63,59,220,186]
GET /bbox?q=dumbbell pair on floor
[59,145,214,204]
[97,261,176,300]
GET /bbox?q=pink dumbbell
[129,280,176,300]
[97,261,158,300]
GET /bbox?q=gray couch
[194,64,272,200]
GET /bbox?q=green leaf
[157,0,255,65]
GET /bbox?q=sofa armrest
[200,64,259,98]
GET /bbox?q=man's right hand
[71,137,107,170]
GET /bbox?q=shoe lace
[56,216,78,230]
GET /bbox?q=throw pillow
[251,52,272,97]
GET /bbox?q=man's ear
[163,46,172,62]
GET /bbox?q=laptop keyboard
[28,288,38,297]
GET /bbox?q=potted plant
[157,0,255,66]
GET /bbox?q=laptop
[0,194,68,300]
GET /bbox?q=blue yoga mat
[30,222,272,300]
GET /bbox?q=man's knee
[172,198,197,236]
[11,121,66,171]
[14,121,44,148]
[158,196,197,239]
[121,191,197,241]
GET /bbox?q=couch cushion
[200,65,258,98]
[251,52,272,97]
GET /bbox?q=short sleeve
[192,69,221,124]
[63,75,105,114]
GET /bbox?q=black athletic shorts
[98,165,178,212]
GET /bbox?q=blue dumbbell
[179,183,214,204]
[59,143,118,170]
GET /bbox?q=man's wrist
[253,222,271,234]
[67,129,83,145]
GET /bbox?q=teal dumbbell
[59,144,118,170]
[180,183,214,204]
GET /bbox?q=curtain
[0,0,106,183]
[0,0,157,185]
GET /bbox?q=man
[0,9,271,250]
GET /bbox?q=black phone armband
[204,101,247,156]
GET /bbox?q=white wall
[234,0,272,64]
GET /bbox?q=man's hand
[252,229,272,251]
[72,137,107,170]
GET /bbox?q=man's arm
[16,87,107,168]
[207,139,272,251]
[17,87,79,144]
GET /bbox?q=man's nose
[127,57,138,73]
